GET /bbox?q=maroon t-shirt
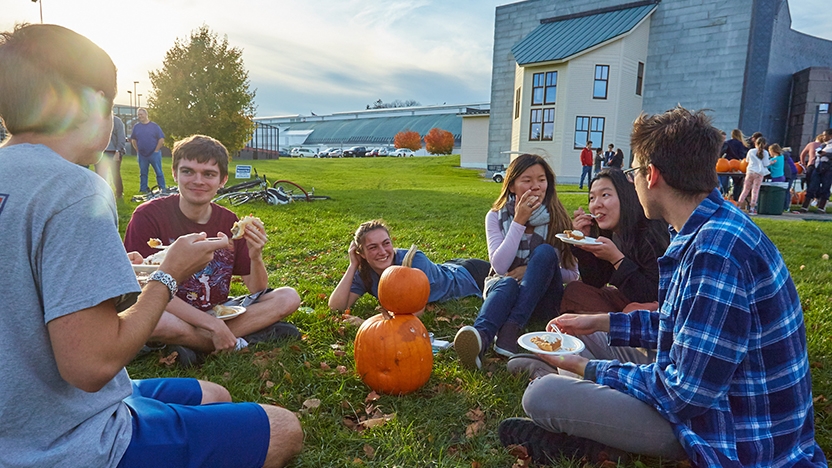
[124,195,251,311]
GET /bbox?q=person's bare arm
[240,219,269,294]
[164,296,237,352]
[154,138,165,153]
[47,234,228,392]
[131,138,138,153]
[329,240,362,311]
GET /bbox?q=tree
[394,130,421,151]
[424,128,455,155]
[148,25,256,156]
[368,99,421,109]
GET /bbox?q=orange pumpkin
[793,191,806,205]
[716,158,730,173]
[739,159,749,173]
[378,244,430,315]
[729,159,742,172]
[354,310,433,395]
[796,162,805,175]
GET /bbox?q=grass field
[119,154,832,467]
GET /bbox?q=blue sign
[235,165,252,179]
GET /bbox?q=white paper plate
[212,305,246,321]
[132,264,159,274]
[555,233,602,246]
[517,332,585,356]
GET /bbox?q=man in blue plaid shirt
[499,107,825,467]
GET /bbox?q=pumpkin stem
[380,308,393,320]
[403,244,418,268]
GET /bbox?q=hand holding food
[571,207,594,235]
[231,215,263,240]
[160,232,229,283]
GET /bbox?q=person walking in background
[799,133,826,193]
[94,115,126,198]
[593,147,604,177]
[130,107,166,193]
[721,129,749,200]
[737,137,770,215]
[801,129,832,213]
[603,144,615,167]
[579,140,593,190]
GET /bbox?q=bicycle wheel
[271,180,310,201]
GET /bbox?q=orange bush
[424,128,455,155]
[394,130,422,151]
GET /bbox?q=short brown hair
[0,24,116,134]
[630,106,721,197]
[172,135,229,179]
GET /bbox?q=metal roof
[273,114,463,146]
[511,2,658,66]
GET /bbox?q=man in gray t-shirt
[0,24,302,468]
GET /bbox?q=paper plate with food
[147,238,168,249]
[555,230,601,246]
[517,332,585,356]
[212,304,246,321]
[132,263,159,274]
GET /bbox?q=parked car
[328,148,342,157]
[492,170,506,183]
[391,148,415,157]
[343,146,367,157]
[377,147,389,157]
[278,149,289,158]
[290,147,317,158]
[365,148,379,157]
[317,148,334,158]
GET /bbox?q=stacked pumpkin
[353,245,433,395]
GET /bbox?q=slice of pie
[530,335,562,352]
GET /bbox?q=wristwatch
[147,270,178,301]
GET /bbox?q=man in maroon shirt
[124,135,300,367]
[579,140,593,190]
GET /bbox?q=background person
[720,128,749,200]
[736,136,770,215]
[124,134,301,367]
[0,23,302,468]
[593,147,604,177]
[579,140,593,189]
[608,148,624,169]
[328,219,489,312]
[130,107,166,193]
[603,143,615,168]
[498,106,824,467]
[454,154,578,369]
[94,114,126,198]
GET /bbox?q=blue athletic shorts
[118,378,270,468]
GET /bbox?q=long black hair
[588,169,669,265]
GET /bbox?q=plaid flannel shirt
[586,190,825,467]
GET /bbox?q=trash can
[758,182,789,215]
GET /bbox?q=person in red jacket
[579,140,593,190]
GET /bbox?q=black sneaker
[171,345,205,369]
[244,322,301,345]
[498,417,629,465]
[137,341,166,357]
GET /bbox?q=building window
[515,88,521,119]
[544,71,557,105]
[530,109,542,140]
[593,65,609,99]
[542,108,555,141]
[532,73,544,105]
[574,116,605,149]
[636,62,644,96]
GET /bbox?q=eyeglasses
[622,166,643,181]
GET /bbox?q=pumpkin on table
[716,158,730,173]
[353,245,433,395]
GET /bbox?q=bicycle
[213,170,329,206]
[131,186,179,203]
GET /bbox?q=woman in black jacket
[561,169,669,314]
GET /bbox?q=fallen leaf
[471,461,481,468]
[317,293,327,299]
[159,351,178,366]
[265,380,275,388]
[302,398,321,409]
[320,362,331,370]
[334,350,346,357]
[260,370,271,380]
[365,391,381,403]
[289,345,302,352]
[363,444,375,459]
[466,408,485,421]
[360,413,395,429]
[435,316,451,322]
[343,316,366,327]
[342,417,358,429]
[304,361,311,368]
[811,362,824,369]
[330,343,343,350]
[337,365,348,375]
[465,420,485,438]
[352,457,363,465]
[800,265,806,270]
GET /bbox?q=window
[544,71,557,105]
[574,116,605,149]
[515,88,521,119]
[532,73,544,105]
[529,109,542,140]
[636,62,644,96]
[593,65,609,99]
[542,108,555,141]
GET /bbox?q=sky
[3,0,831,118]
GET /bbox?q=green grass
[119,154,832,467]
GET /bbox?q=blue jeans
[139,150,166,192]
[579,166,592,189]
[473,244,563,344]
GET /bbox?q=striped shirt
[586,190,825,467]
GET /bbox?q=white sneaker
[454,326,483,370]
[811,199,818,207]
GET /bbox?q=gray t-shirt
[0,144,140,467]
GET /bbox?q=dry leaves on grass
[465,407,486,439]
[159,351,178,367]
[507,444,532,468]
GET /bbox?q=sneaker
[798,207,809,213]
[494,322,521,357]
[244,322,301,345]
[137,341,166,357]
[498,417,629,465]
[506,354,558,379]
[171,345,205,369]
[811,199,818,207]
[454,325,484,370]
[749,208,757,216]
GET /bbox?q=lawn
[119,154,832,467]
